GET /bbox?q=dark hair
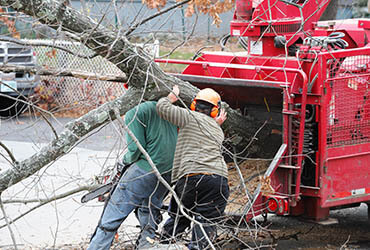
[195,100,213,116]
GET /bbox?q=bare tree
[0,0,276,248]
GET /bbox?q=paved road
[0,114,128,248]
[0,114,122,151]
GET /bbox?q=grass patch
[158,49,195,73]
[160,50,195,60]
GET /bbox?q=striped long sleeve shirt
[156,97,228,183]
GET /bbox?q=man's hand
[215,108,227,125]
[168,85,180,103]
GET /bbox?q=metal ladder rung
[282,109,299,115]
[279,164,300,169]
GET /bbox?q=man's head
[190,88,221,118]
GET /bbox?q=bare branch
[38,111,59,140]
[0,185,95,229]
[2,184,99,204]
[0,195,19,249]
[0,141,17,164]
[0,0,268,197]
[125,0,191,36]
[0,66,127,83]
[0,36,98,59]
[0,88,141,192]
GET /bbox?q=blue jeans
[88,163,171,250]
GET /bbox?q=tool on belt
[81,161,132,203]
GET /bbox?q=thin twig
[0,194,19,250]
[2,185,99,204]
[0,185,95,229]
[340,235,351,250]
[0,85,55,118]
[125,0,191,36]
[38,111,59,140]
[0,141,17,164]
[158,10,199,59]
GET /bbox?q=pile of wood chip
[226,159,274,214]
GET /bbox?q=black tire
[0,95,28,117]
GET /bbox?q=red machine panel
[321,51,370,208]
[156,0,370,221]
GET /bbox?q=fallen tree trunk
[0,0,279,192]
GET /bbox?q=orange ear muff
[210,101,221,118]
[190,99,196,111]
[210,106,219,118]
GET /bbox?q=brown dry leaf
[185,3,195,17]
[211,13,221,26]
[142,0,235,25]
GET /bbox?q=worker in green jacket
[88,101,178,250]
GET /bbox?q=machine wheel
[0,96,28,117]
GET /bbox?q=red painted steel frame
[317,48,370,209]
[155,2,370,219]
[230,0,331,55]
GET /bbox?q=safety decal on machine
[250,38,263,55]
[351,188,366,195]
[232,29,241,36]
[332,188,370,199]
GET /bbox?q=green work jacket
[123,101,178,174]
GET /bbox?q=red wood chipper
[156,0,370,222]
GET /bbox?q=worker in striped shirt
[156,85,229,250]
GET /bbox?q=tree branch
[125,0,191,36]
[0,141,17,164]
[0,87,141,192]
[0,195,19,249]
[0,66,127,83]
[0,185,96,229]
[0,36,98,59]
